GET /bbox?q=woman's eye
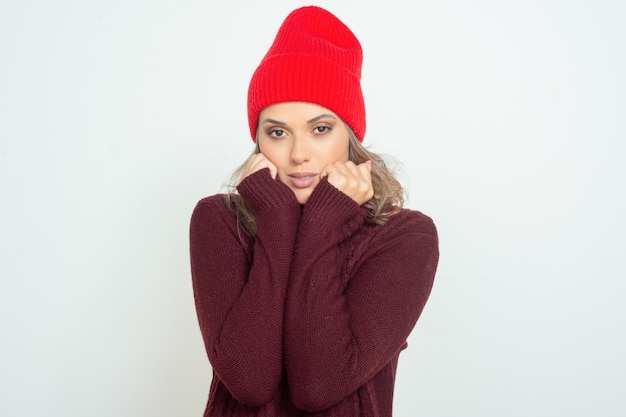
[314,125,330,134]
[269,129,285,137]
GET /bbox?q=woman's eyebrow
[308,113,336,123]
[260,118,287,126]
[261,114,336,126]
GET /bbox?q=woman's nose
[290,135,310,165]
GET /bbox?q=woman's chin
[294,189,313,205]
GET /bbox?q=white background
[1,1,625,416]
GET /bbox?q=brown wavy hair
[224,125,404,238]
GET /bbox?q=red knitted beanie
[247,6,366,142]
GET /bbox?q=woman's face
[257,102,350,204]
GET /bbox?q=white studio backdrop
[1,1,625,416]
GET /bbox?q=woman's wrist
[237,168,298,214]
[301,177,368,236]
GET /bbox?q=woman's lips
[288,172,317,188]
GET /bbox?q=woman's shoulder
[360,208,438,255]
[193,194,232,216]
[190,194,254,257]
[383,208,437,237]
[350,208,437,260]
[191,194,239,231]
[195,193,230,209]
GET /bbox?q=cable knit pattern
[190,169,439,416]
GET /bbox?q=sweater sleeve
[189,169,300,406]
[283,178,439,412]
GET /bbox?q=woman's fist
[240,153,278,183]
[322,160,374,206]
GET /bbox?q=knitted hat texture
[247,6,366,142]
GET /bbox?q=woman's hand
[322,160,374,206]
[241,153,278,182]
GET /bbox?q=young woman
[190,6,439,417]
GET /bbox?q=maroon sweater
[190,169,439,417]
